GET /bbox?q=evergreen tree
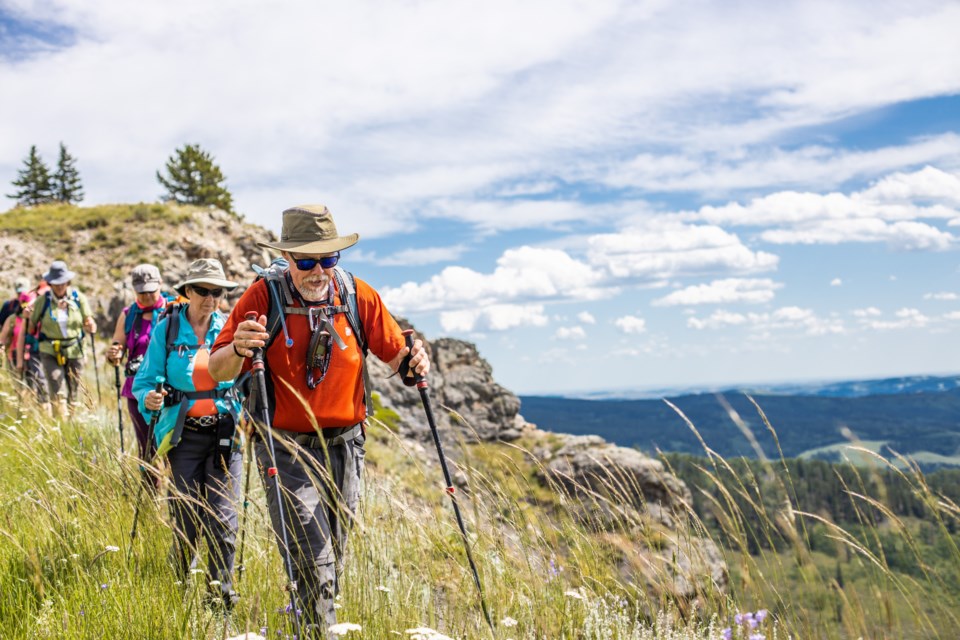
[7,145,53,206]
[156,143,234,214]
[52,142,84,204]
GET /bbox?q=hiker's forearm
[208,345,243,382]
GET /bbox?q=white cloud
[759,219,955,251]
[856,307,930,330]
[374,245,469,267]
[924,292,958,301]
[382,246,612,314]
[614,315,647,334]
[554,326,586,340]
[577,311,596,324]
[688,306,845,335]
[652,278,782,306]
[830,278,842,286]
[440,304,548,332]
[587,221,779,280]
[852,307,882,318]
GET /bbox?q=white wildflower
[329,622,362,634]
[104,545,120,553]
[209,580,221,588]
[405,627,456,640]
[564,589,584,600]
[376,585,391,593]
[501,616,518,627]
[190,568,205,575]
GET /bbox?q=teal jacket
[132,305,240,456]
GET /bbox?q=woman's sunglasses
[190,284,225,298]
[293,253,340,271]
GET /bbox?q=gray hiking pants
[39,352,83,408]
[167,422,242,605]
[256,425,365,635]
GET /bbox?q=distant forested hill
[519,388,960,467]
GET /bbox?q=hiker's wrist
[232,342,245,358]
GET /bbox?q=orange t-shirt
[211,275,405,432]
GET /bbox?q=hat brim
[44,271,76,285]
[133,282,161,294]
[174,277,239,296]
[256,233,359,255]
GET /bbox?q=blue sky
[2,0,960,395]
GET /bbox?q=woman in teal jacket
[133,258,241,610]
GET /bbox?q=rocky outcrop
[368,328,530,443]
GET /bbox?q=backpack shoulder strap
[333,266,373,416]
[123,303,142,336]
[164,303,184,352]
[333,266,366,354]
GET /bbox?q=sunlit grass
[1,361,958,638]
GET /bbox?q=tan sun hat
[173,259,239,296]
[256,204,359,254]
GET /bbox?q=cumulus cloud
[554,326,586,340]
[374,245,470,266]
[760,219,955,250]
[924,292,958,301]
[830,278,842,286]
[852,307,882,318]
[587,221,779,280]
[688,166,960,250]
[440,304,548,332]
[856,307,930,330]
[577,311,596,324]
[382,246,612,314]
[652,278,783,306]
[614,315,647,334]
[688,306,845,335]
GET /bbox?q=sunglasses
[292,253,340,271]
[190,285,225,298]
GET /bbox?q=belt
[183,413,233,432]
[266,424,362,449]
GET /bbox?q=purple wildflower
[755,609,768,622]
[722,627,732,640]
[748,617,758,629]
[734,613,744,625]
[749,634,764,640]
[100,583,108,590]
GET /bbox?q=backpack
[249,258,374,417]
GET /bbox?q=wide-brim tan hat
[257,204,359,254]
[174,258,239,295]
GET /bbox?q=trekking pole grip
[400,329,424,388]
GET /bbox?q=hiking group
[3,205,430,640]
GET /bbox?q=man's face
[284,251,336,302]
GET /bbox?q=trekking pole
[90,333,102,404]
[114,364,125,454]
[246,311,303,637]
[400,330,495,633]
[127,376,164,561]
[235,427,254,582]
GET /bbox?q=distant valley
[519,374,960,469]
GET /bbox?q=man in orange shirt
[209,205,429,637]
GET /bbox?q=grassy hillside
[520,390,960,468]
[2,364,960,638]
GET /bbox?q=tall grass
[1,360,957,638]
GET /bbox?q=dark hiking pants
[256,425,365,636]
[127,397,154,462]
[167,423,242,606]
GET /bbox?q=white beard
[297,275,330,301]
